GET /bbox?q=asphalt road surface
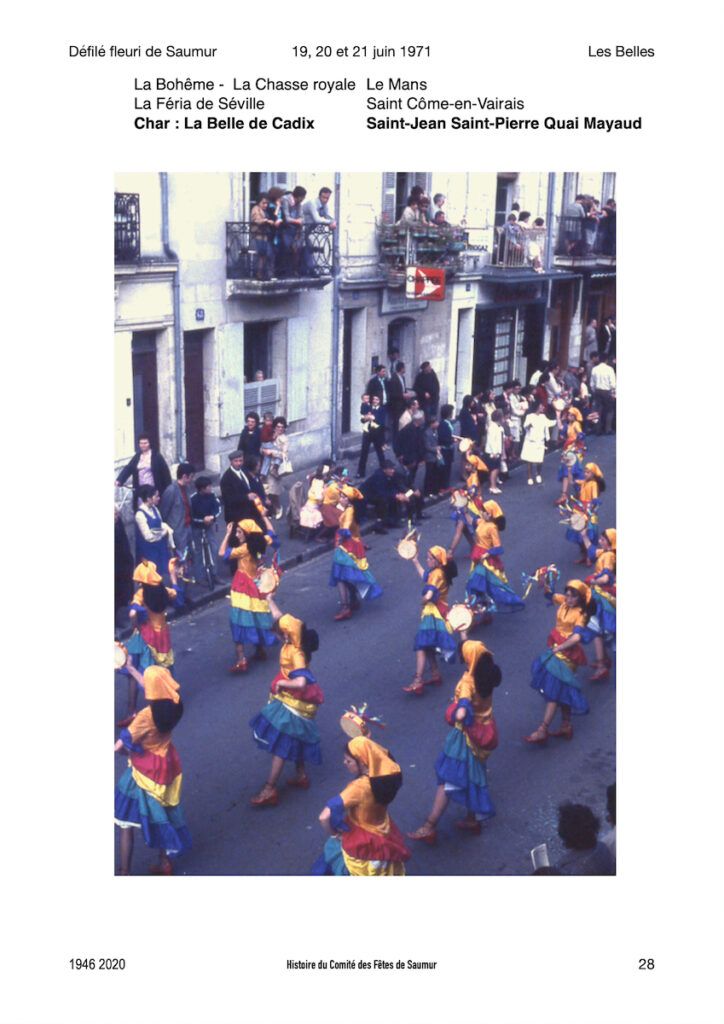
[114,436,616,875]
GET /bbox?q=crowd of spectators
[248,184,336,280]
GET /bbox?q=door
[184,330,205,467]
[472,309,496,394]
[131,331,159,448]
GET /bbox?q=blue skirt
[311,835,349,875]
[466,564,525,611]
[435,728,495,819]
[530,651,589,714]
[114,768,192,858]
[250,699,322,764]
[329,548,383,600]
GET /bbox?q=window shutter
[381,172,397,223]
[286,317,309,422]
[217,322,245,437]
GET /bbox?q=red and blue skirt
[229,571,279,647]
[435,726,496,819]
[250,672,323,764]
[414,598,457,661]
[329,536,383,600]
[530,629,589,713]
[312,823,410,876]
[114,746,191,858]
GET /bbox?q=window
[381,171,432,223]
[244,322,273,382]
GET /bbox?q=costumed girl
[554,406,586,506]
[314,709,410,876]
[114,663,191,875]
[565,462,606,564]
[329,484,383,621]
[319,466,347,537]
[447,478,485,559]
[584,527,617,681]
[249,595,324,807]
[463,447,489,491]
[122,559,182,726]
[465,499,525,614]
[218,516,280,673]
[524,579,594,744]
[403,545,458,695]
[408,640,501,843]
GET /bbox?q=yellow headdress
[133,560,163,585]
[143,665,181,704]
[428,545,448,566]
[461,640,492,675]
[483,499,503,519]
[237,518,262,534]
[347,735,400,778]
[568,407,583,423]
[278,613,303,647]
[566,579,592,605]
[341,484,363,501]
[585,462,603,479]
[604,528,617,550]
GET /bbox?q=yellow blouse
[323,482,341,505]
[474,519,501,550]
[577,479,599,504]
[551,593,587,637]
[126,706,173,757]
[594,550,616,575]
[424,566,449,602]
[339,506,360,538]
[339,776,393,835]
[132,586,177,630]
[230,543,260,577]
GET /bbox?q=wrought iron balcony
[554,214,616,267]
[114,192,141,263]
[225,222,333,296]
[376,222,489,286]
[492,225,546,270]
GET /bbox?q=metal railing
[555,214,616,259]
[376,222,489,283]
[114,192,141,263]
[226,222,333,280]
[492,226,546,269]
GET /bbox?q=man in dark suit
[220,451,263,527]
[413,361,441,421]
[360,460,423,532]
[386,360,407,443]
[598,316,616,359]
[395,413,427,491]
[366,365,389,411]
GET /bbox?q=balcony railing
[492,226,546,269]
[554,214,616,263]
[114,192,141,263]
[376,223,489,285]
[226,222,333,282]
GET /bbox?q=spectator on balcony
[397,195,425,228]
[519,211,544,272]
[501,213,524,264]
[302,187,336,276]
[238,411,262,460]
[413,361,441,421]
[433,193,446,219]
[279,186,306,276]
[116,433,172,512]
[596,199,616,256]
[562,193,587,255]
[250,193,279,280]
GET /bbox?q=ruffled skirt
[250,699,322,764]
[229,571,279,646]
[435,728,496,819]
[466,561,525,611]
[329,546,383,600]
[114,767,191,858]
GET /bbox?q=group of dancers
[114,414,616,876]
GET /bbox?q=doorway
[131,331,159,448]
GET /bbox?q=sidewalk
[116,434,614,636]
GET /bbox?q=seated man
[359,459,423,533]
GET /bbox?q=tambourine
[340,710,370,739]
[114,642,128,670]
[256,566,280,595]
[458,437,473,454]
[447,603,473,632]
[569,511,588,531]
[396,529,419,560]
[562,450,578,467]
[450,489,468,509]
[552,398,567,412]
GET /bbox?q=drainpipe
[330,172,341,460]
[160,172,184,460]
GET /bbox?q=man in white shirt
[590,357,617,435]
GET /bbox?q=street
[114,436,615,875]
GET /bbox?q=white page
[4,2,723,1022]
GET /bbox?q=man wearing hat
[220,450,264,533]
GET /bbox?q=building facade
[114,170,616,476]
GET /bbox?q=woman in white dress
[520,400,551,485]
[260,416,291,520]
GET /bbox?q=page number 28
[638,958,655,970]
